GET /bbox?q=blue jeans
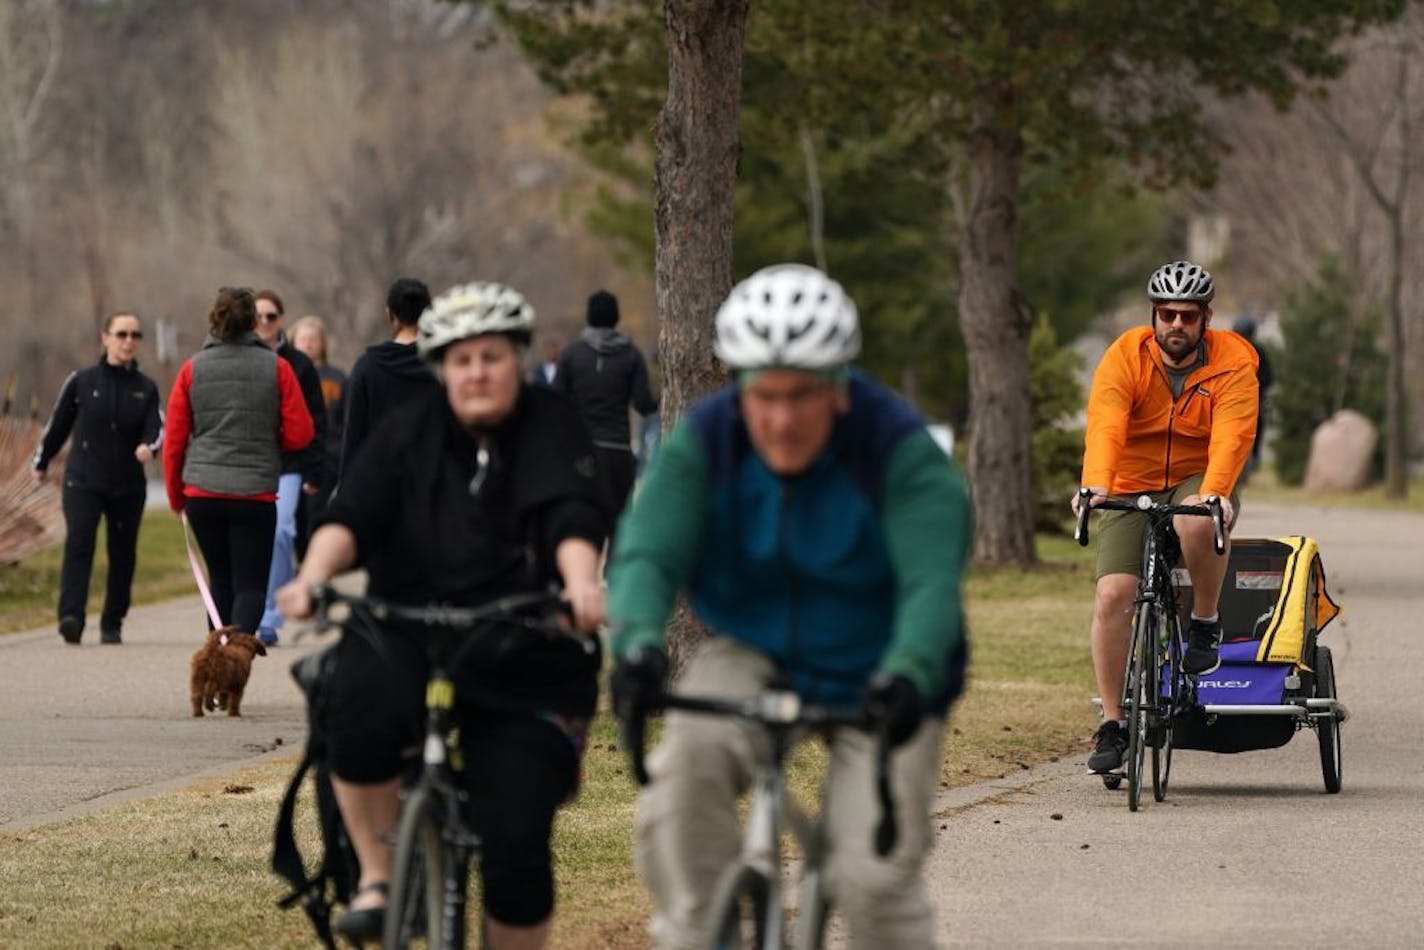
[260,472,303,632]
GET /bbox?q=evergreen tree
[1273,257,1387,485]
[494,0,1407,563]
[1028,315,1085,532]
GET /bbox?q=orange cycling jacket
[1082,326,1259,499]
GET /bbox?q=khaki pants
[635,637,943,950]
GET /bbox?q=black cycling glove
[864,672,923,748]
[611,645,670,722]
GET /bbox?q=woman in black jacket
[33,312,163,645]
[278,281,606,947]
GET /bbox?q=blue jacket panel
[685,373,924,706]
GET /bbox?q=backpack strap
[271,747,339,949]
[271,645,348,950]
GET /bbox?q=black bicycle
[622,687,897,949]
[310,584,591,949]
[1075,489,1225,811]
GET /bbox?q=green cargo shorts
[1094,473,1241,578]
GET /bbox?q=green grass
[0,532,1103,948]
[0,508,197,635]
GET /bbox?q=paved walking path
[0,594,337,833]
[920,501,1424,947]
[4,501,1421,949]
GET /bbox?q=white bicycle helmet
[1147,260,1215,304]
[418,282,535,360]
[714,264,860,370]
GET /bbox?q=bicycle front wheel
[1152,606,1182,802]
[1126,605,1153,812]
[705,863,771,950]
[385,783,461,949]
[793,865,830,950]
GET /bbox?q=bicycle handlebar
[1074,488,1225,555]
[620,690,900,857]
[307,584,593,653]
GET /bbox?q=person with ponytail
[162,287,314,636]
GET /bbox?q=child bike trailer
[1170,536,1347,792]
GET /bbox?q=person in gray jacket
[162,287,315,635]
[554,290,657,545]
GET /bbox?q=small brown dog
[189,626,267,717]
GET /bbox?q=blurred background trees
[2,0,1421,529]
[0,0,644,405]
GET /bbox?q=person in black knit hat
[554,290,658,550]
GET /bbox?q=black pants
[594,445,637,554]
[323,628,579,926]
[184,496,276,634]
[58,487,146,634]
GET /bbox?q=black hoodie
[554,328,658,449]
[322,382,606,718]
[339,339,439,478]
[276,336,328,484]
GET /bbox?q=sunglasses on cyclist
[109,330,143,340]
[1154,307,1204,327]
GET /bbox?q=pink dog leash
[181,512,225,631]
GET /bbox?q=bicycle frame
[623,689,894,950]
[1076,490,1223,810]
[309,585,585,950]
[412,657,479,949]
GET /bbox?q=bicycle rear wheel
[706,863,771,949]
[1126,606,1152,812]
[385,783,463,949]
[1315,644,1342,794]
[1152,608,1179,802]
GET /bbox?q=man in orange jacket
[1071,260,1259,774]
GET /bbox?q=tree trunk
[653,0,749,671]
[653,0,748,425]
[1384,211,1409,499]
[957,97,1036,566]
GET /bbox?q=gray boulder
[1304,409,1378,492]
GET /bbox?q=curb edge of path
[933,755,1088,817]
[0,743,301,836]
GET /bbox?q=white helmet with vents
[714,264,860,371]
[1147,260,1215,304]
[418,282,535,360]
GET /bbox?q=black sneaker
[58,616,82,645]
[1088,720,1128,773]
[100,628,122,645]
[1183,618,1223,676]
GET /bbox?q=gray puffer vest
[182,333,282,495]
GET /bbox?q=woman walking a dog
[163,286,314,636]
[276,281,606,947]
[33,311,163,645]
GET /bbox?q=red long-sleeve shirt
[163,355,315,512]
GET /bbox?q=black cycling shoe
[1183,618,1223,676]
[1088,720,1128,773]
[334,882,388,944]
